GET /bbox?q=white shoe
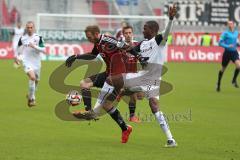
[165,139,177,148]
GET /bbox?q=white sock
[155,111,173,140]
[29,80,36,100]
[93,101,106,116]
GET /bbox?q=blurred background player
[201,32,212,46]
[17,21,46,107]
[12,21,24,67]
[216,21,240,92]
[115,21,128,41]
[122,25,143,122]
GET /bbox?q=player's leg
[92,82,132,143]
[80,72,107,111]
[128,94,141,123]
[104,98,132,143]
[149,97,177,147]
[217,51,230,92]
[27,70,36,107]
[12,42,20,68]
[231,51,240,88]
[34,68,41,90]
[80,78,94,111]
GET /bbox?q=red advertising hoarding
[167,46,224,62]
[1,33,240,62]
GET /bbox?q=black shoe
[232,81,239,88]
[165,139,177,147]
[216,84,221,92]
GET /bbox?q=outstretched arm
[128,44,149,68]
[157,3,177,46]
[65,53,97,67]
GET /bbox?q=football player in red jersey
[120,25,144,123]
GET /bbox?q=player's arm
[65,46,98,67]
[15,37,23,63]
[16,37,23,56]
[128,43,149,68]
[100,34,130,50]
[156,4,177,46]
[219,32,232,49]
[29,36,46,53]
[236,35,240,47]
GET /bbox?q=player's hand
[65,55,77,67]
[169,3,177,20]
[229,44,234,48]
[138,56,149,69]
[28,42,36,49]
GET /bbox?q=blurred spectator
[10,6,21,24]
[167,33,173,45]
[1,0,10,25]
[201,32,212,46]
[12,21,24,58]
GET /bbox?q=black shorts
[89,72,107,88]
[222,50,239,67]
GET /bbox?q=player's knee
[80,80,89,89]
[106,77,113,86]
[235,61,240,69]
[136,92,144,100]
[129,95,136,103]
[221,67,226,72]
[149,99,159,113]
[29,75,36,81]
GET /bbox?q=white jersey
[140,37,166,65]
[136,35,167,79]
[13,27,24,43]
[18,33,45,69]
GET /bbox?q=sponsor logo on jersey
[141,46,153,53]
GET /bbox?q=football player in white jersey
[17,21,46,107]
[12,22,24,67]
[78,4,178,147]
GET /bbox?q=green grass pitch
[0,60,239,160]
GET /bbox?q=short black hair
[145,21,159,33]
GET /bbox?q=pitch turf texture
[0,60,239,160]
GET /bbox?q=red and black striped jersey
[124,41,138,73]
[91,34,126,76]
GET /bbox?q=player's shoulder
[100,34,117,43]
[132,40,138,43]
[139,39,150,46]
[142,37,157,44]
[33,33,43,38]
[101,34,116,39]
[223,30,231,35]
[20,34,28,40]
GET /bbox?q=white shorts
[123,71,161,99]
[23,62,41,81]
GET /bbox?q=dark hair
[122,25,133,33]
[145,21,159,33]
[84,25,100,34]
